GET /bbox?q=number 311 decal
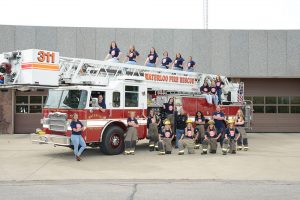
[37,51,55,63]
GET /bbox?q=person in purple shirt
[144,47,158,67]
[124,45,140,65]
[70,113,86,161]
[104,41,121,62]
[186,56,196,72]
[213,106,226,147]
[172,53,184,71]
[160,51,172,69]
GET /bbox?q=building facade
[0,25,299,133]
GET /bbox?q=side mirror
[92,98,99,108]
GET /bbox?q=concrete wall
[0,25,299,78]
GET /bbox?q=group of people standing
[144,98,249,156]
[104,41,196,72]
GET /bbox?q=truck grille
[48,112,68,132]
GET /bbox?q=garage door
[242,78,300,132]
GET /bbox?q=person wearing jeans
[213,106,226,147]
[70,113,86,161]
[175,109,188,148]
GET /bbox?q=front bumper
[31,133,71,146]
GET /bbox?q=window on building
[16,95,48,114]
[125,86,138,107]
[253,106,264,113]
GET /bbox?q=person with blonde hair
[158,120,174,155]
[178,119,197,155]
[202,120,221,155]
[124,45,140,65]
[70,113,86,161]
[124,111,139,155]
[235,109,248,151]
[222,119,240,155]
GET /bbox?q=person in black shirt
[175,109,188,148]
[158,120,174,155]
[160,51,172,69]
[105,41,121,62]
[222,119,240,155]
[98,95,106,112]
[70,113,86,161]
[144,47,158,67]
[201,120,221,155]
[147,109,160,151]
[163,97,175,132]
[178,119,197,155]
[235,109,248,151]
[172,53,184,71]
[124,111,139,155]
[215,75,225,105]
[210,80,219,105]
[200,80,213,104]
[124,45,140,65]
[186,56,196,72]
[194,111,206,148]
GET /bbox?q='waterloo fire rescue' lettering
[144,73,195,84]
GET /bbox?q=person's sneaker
[244,146,248,151]
[178,151,184,155]
[159,151,165,155]
[194,144,200,149]
[166,151,172,154]
[201,151,207,155]
[130,151,135,155]
[231,150,236,154]
[155,146,159,151]
[237,146,243,151]
[124,151,130,155]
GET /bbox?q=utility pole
[203,0,208,29]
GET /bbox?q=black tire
[100,126,125,155]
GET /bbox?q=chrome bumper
[31,133,71,146]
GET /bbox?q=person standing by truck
[213,106,226,147]
[70,113,86,161]
[163,97,175,132]
[235,109,249,151]
[124,111,139,155]
[147,109,160,151]
[175,109,188,148]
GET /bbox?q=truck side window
[113,92,120,107]
[125,86,138,107]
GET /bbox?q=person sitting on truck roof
[200,80,213,104]
[186,56,196,72]
[70,113,86,161]
[160,51,172,69]
[172,53,184,71]
[215,75,225,105]
[124,45,140,65]
[210,80,219,105]
[104,41,121,62]
[144,47,158,67]
[98,94,106,112]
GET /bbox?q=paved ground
[0,133,300,182]
[0,180,300,200]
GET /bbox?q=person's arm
[144,57,149,66]
[104,53,110,60]
[80,121,86,131]
[70,122,77,132]
[216,132,221,140]
[235,129,240,140]
[155,56,158,66]
[134,119,139,128]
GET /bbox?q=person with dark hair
[210,80,219,105]
[194,111,206,148]
[104,41,121,62]
[70,113,86,161]
[186,56,196,72]
[215,75,225,105]
[144,47,158,67]
[172,53,184,71]
[147,109,160,151]
[200,80,212,104]
[160,51,172,69]
[124,111,139,155]
[174,109,188,148]
[124,45,140,65]
[213,106,226,147]
[222,119,240,155]
[201,120,221,155]
[163,97,175,132]
[98,94,106,112]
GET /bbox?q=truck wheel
[100,126,124,155]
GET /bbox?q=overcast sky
[0,0,299,29]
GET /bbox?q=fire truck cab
[0,49,253,155]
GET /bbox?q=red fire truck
[0,49,252,155]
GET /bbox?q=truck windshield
[44,90,88,109]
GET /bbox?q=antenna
[203,0,208,29]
